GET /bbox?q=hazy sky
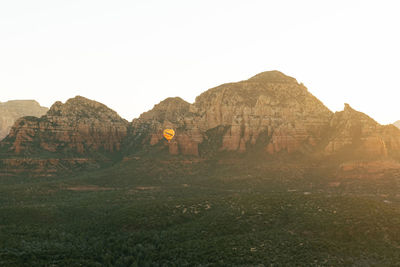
[1,1,399,124]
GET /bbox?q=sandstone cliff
[0,100,48,140]
[0,96,129,175]
[128,71,333,156]
[2,71,400,178]
[129,72,400,162]
[125,71,400,180]
[192,71,333,154]
[324,104,400,159]
[129,97,200,155]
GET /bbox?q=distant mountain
[0,100,48,140]
[2,71,400,176]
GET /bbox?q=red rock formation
[127,71,400,183]
[324,104,400,158]
[3,71,400,179]
[2,96,128,155]
[131,97,202,156]
[0,96,128,175]
[130,71,333,156]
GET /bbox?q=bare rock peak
[339,103,377,123]
[47,95,125,122]
[156,97,190,107]
[344,103,353,111]
[341,103,360,115]
[139,97,190,122]
[49,96,106,110]
[248,70,298,83]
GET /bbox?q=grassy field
[1,156,400,266]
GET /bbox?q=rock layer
[130,97,202,156]
[129,71,333,156]
[324,104,400,158]
[2,96,128,155]
[0,96,128,175]
[127,71,400,180]
[2,71,400,178]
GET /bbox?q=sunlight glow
[1,0,399,124]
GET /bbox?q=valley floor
[1,158,400,266]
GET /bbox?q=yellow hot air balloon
[163,129,175,142]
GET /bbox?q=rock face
[127,71,400,178]
[129,71,333,156]
[324,104,400,159]
[129,97,201,156]
[3,71,400,177]
[192,71,332,154]
[0,100,48,140]
[0,96,129,175]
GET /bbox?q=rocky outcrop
[1,96,128,155]
[128,71,333,156]
[127,71,400,183]
[2,71,400,178]
[130,97,202,156]
[393,120,400,129]
[192,71,332,154]
[324,104,400,158]
[0,96,129,175]
[0,100,48,140]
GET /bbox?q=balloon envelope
[163,129,175,141]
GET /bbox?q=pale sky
[1,0,399,124]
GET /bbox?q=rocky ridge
[131,72,400,161]
[130,71,333,156]
[2,71,400,177]
[323,104,400,158]
[0,96,129,175]
[126,71,400,178]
